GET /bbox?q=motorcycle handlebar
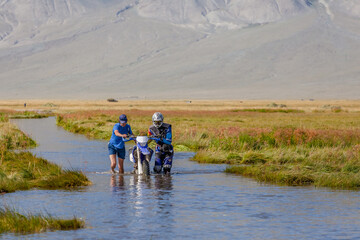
[123,136,160,142]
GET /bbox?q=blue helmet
[119,114,127,123]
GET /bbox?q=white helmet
[152,112,164,128]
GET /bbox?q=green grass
[0,113,91,193]
[0,151,91,193]
[173,144,191,152]
[0,122,37,150]
[57,116,111,140]
[222,146,360,189]
[0,113,9,122]
[0,112,89,234]
[9,111,49,119]
[225,165,316,186]
[0,207,85,234]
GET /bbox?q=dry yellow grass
[1,99,360,112]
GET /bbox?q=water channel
[2,117,360,239]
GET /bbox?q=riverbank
[0,150,91,193]
[52,100,360,189]
[0,111,89,234]
[0,112,91,193]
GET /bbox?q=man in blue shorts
[108,114,133,174]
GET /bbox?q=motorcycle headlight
[136,136,148,147]
[139,142,147,147]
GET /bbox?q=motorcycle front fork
[133,154,151,168]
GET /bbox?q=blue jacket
[148,123,172,145]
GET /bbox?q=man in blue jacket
[108,114,133,174]
[148,112,174,174]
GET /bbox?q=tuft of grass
[174,144,191,152]
[225,165,315,186]
[0,207,85,234]
[0,151,91,193]
[226,153,242,161]
[191,150,243,164]
[0,122,37,150]
[37,169,91,189]
[9,111,49,119]
[241,152,267,164]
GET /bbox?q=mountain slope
[0,0,359,99]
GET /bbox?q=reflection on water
[2,117,360,240]
[108,174,175,238]
[154,175,173,191]
[153,175,174,234]
[110,174,174,222]
[110,174,126,189]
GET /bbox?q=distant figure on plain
[24,103,26,107]
[108,114,133,174]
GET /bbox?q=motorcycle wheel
[142,160,150,176]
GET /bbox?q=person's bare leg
[118,158,124,174]
[109,154,117,173]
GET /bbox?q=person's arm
[148,127,162,144]
[162,126,172,145]
[114,130,128,138]
[155,126,172,145]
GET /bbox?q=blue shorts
[108,143,126,159]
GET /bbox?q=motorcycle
[125,136,156,176]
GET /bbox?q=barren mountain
[0,0,359,99]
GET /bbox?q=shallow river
[2,117,360,239]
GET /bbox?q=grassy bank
[0,151,91,193]
[54,103,360,189]
[0,111,89,234]
[222,146,360,188]
[0,112,91,193]
[0,121,36,150]
[0,207,85,234]
[0,110,49,119]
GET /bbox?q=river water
[2,117,360,239]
